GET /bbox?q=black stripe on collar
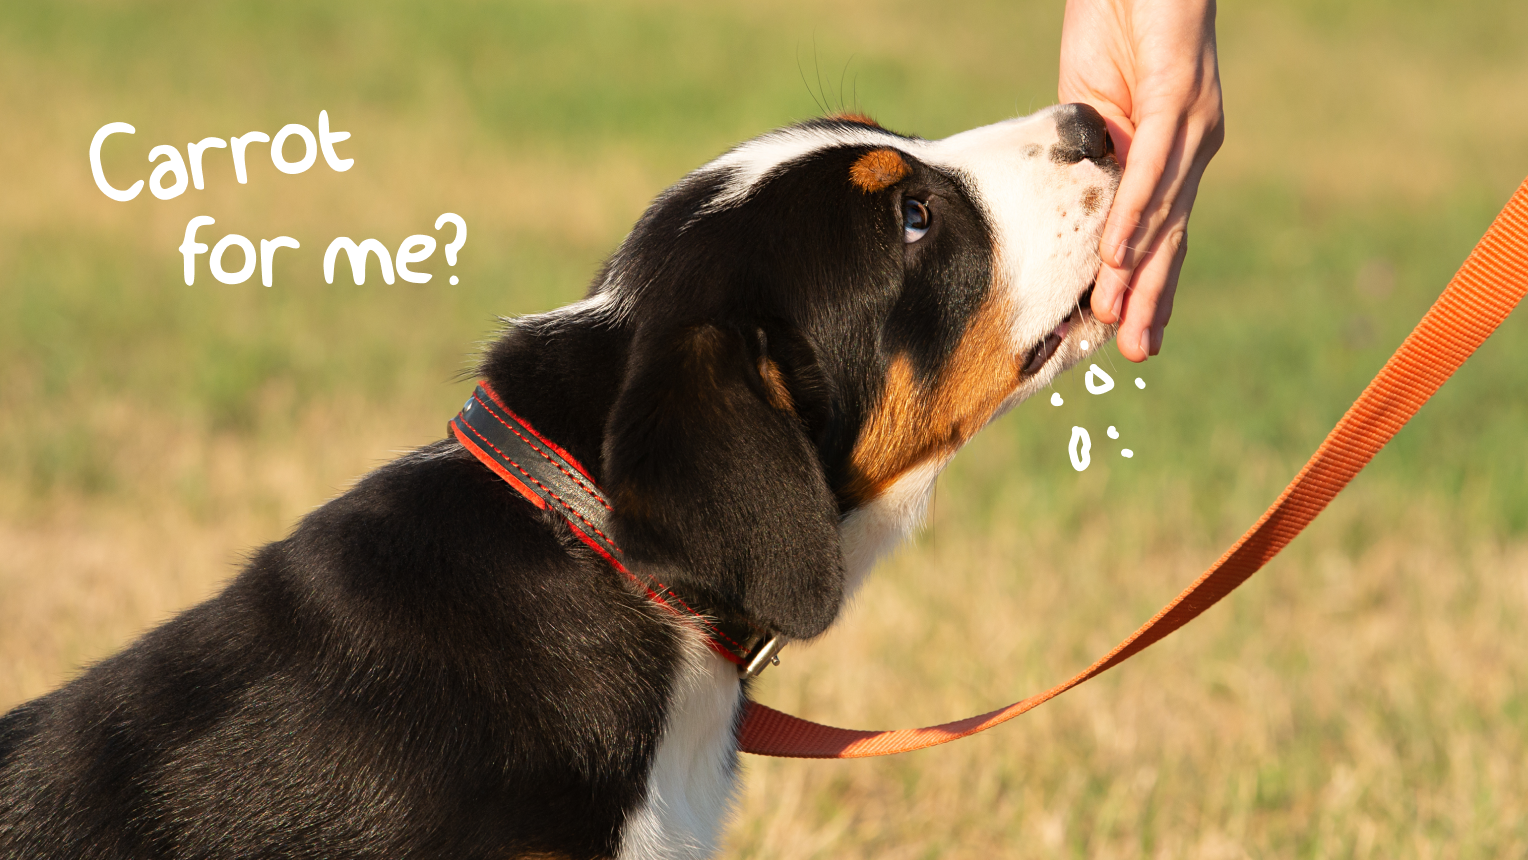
[450,382,783,676]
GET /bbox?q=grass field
[3,1,1528,856]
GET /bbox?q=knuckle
[1150,198,1177,228]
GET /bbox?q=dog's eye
[903,198,930,243]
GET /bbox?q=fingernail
[1151,328,1163,356]
[1109,289,1124,322]
[1138,328,1151,360]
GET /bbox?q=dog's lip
[1020,280,1095,376]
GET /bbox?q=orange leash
[739,176,1528,759]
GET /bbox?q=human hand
[1059,0,1224,361]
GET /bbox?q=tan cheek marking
[845,297,1022,503]
[849,149,910,193]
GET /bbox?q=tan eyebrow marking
[849,148,910,193]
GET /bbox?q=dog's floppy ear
[603,323,844,640]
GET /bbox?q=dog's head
[594,105,1120,640]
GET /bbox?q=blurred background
[3,1,1527,856]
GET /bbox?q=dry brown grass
[731,465,1528,857]
[5,415,1525,857]
[0,398,439,704]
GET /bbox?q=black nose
[1051,103,1113,164]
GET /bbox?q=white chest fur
[838,457,946,599]
[617,459,943,859]
[617,632,743,860]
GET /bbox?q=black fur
[0,120,999,859]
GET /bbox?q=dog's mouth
[1020,280,1095,376]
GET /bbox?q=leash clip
[740,634,786,679]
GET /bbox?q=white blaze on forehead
[702,123,928,210]
[914,107,1107,356]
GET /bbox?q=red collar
[449,381,783,677]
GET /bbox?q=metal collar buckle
[739,634,786,679]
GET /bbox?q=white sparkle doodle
[1057,365,1145,469]
[1069,426,1091,472]
[1107,425,1134,458]
[1085,364,1114,394]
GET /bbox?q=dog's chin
[1054,311,1118,375]
[997,279,1118,416]
[1021,280,1115,371]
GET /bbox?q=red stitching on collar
[478,382,600,486]
[454,383,755,666]
[455,418,627,553]
[471,391,612,511]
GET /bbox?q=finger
[1090,114,1185,325]
[1145,229,1188,356]
[1090,258,1132,324]
[1115,212,1189,362]
[1098,112,1184,270]
[1075,110,1134,326]
[1127,133,1214,357]
[1093,114,1214,326]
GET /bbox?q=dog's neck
[476,303,634,486]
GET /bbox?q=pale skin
[1060,0,1224,361]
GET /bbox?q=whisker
[813,37,828,115]
[837,54,856,114]
[1101,342,1124,376]
[796,45,826,115]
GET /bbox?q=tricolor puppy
[0,105,1119,859]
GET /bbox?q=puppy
[0,104,1118,859]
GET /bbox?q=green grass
[2,0,1523,515]
[2,1,1528,856]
